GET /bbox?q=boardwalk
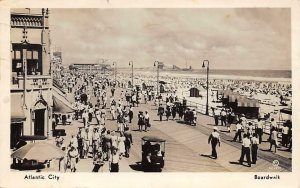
[48,85,291,172]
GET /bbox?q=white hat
[213,126,218,131]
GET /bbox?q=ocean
[187,69,291,78]
[123,68,291,79]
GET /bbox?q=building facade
[70,63,111,72]
[10,8,53,148]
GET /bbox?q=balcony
[11,75,52,91]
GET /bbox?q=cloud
[50,8,290,70]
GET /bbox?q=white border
[1,1,299,188]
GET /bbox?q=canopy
[280,108,292,115]
[52,86,75,113]
[20,135,47,141]
[11,142,64,162]
[237,98,260,108]
[142,136,166,142]
[159,81,168,84]
[11,93,26,123]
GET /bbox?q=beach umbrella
[11,142,65,162]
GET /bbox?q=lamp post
[21,26,29,106]
[129,61,133,87]
[202,60,209,115]
[154,61,163,96]
[112,61,117,84]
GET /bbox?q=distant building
[70,63,111,72]
[52,51,63,74]
[10,8,53,148]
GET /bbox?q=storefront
[11,93,26,149]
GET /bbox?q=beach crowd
[50,68,292,172]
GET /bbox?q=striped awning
[228,93,242,102]
[52,86,75,113]
[223,90,233,98]
[237,99,260,107]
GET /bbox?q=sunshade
[11,142,65,162]
[142,136,166,142]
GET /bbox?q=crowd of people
[49,69,292,172]
[54,72,145,172]
[207,107,292,167]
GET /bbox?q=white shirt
[257,121,264,129]
[221,111,226,116]
[109,152,120,164]
[211,132,220,140]
[242,138,251,147]
[282,126,289,134]
[271,121,278,129]
[214,110,221,116]
[236,123,242,130]
[251,137,259,145]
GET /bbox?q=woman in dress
[55,134,64,148]
[102,130,112,161]
[111,131,118,150]
[269,127,279,153]
[59,145,68,172]
[138,111,145,131]
[171,105,177,120]
[117,132,126,156]
[165,106,171,121]
[128,105,133,123]
[68,146,79,172]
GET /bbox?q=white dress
[111,135,118,148]
[118,136,126,154]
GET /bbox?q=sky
[50,8,291,70]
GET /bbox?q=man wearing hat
[208,127,221,159]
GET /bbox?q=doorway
[34,109,45,136]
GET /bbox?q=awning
[20,135,47,141]
[11,93,26,123]
[280,108,292,115]
[52,86,75,113]
[142,136,166,142]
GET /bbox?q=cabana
[222,90,260,119]
[189,87,200,97]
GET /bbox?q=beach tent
[142,82,155,90]
[211,89,224,101]
[189,87,200,97]
[222,89,260,118]
[236,98,260,119]
[160,84,165,93]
